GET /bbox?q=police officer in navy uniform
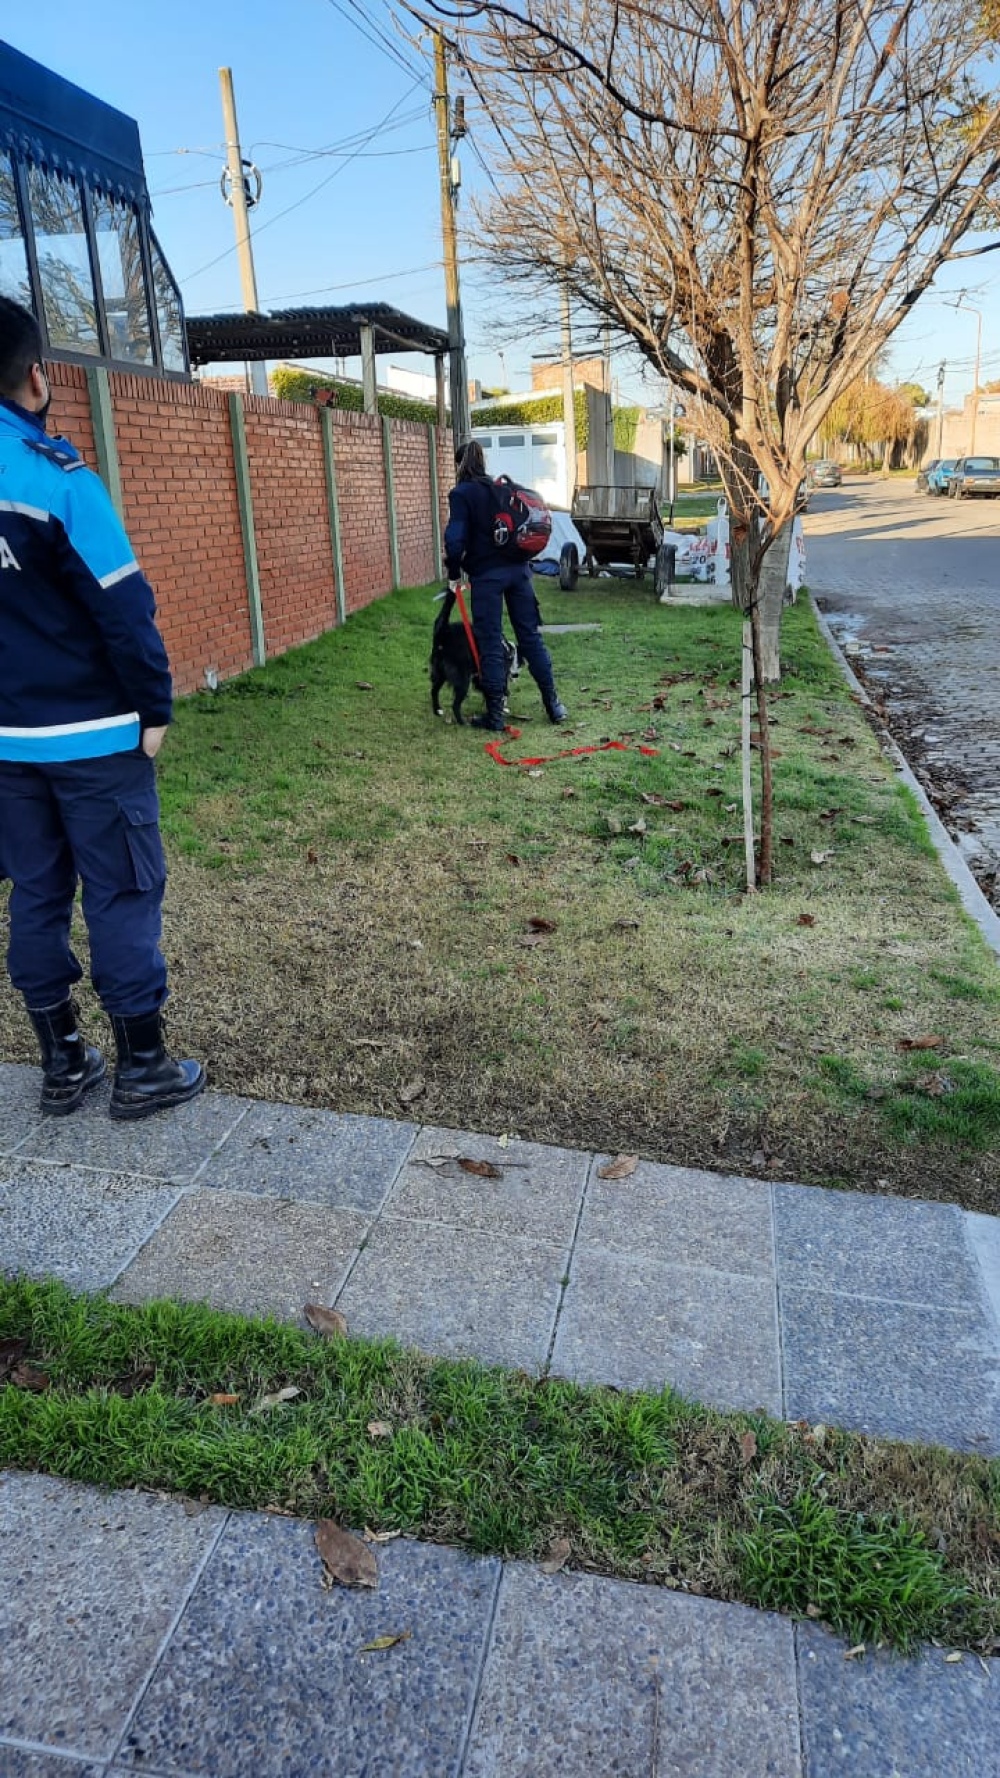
[444,440,567,732]
[0,296,205,1119]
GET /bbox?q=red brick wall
[44,362,452,693]
[243,395,336,656]
[330,409,394,616]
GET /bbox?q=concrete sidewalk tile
[551,1243,782,1412]
[0,1161,179,1292]
[781,1287,1000,1453]
[387,1127,588,1245]
[967,1211,1000,1335]
[0,1754,107,1776]
[0,1063,44,1155]
[464,1566,801,1777]
[774,1184,978,1308]
[120,1517,499,1777]
[0,1473,224,1765]
[12,1088,248,1185]
[797,1623,1000,1777]
[197,1101,417,1212]
[110,1190,370,1322]
[579,1158,774,1275]
[336,1219,566,1371]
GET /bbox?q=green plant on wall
[270,366,439,425]
[472,390,591,447]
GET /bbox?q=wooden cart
[569,484,673,592]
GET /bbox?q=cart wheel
[558,543,580,590]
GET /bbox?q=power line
[321,0,430,87]
[177,78,425,286]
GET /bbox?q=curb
[809,592,1000,961]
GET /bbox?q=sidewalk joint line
[103,1182,190,1293]
[542,1152,595,1375]
[185,1094,256,1185]
[454,1560,506,1777]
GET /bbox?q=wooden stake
[741,620,756,893]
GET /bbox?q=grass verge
[1,579,998,1207]
[2,1277,998,1654]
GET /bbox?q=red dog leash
[453,580,481,676]
[485,729,660,767]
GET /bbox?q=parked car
[926,458,958,495]
[807,459,842,488]
[949,455,1000,498]
[915,459,939,493]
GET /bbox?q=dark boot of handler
[443,441,568,730]
[0,296,205,1120]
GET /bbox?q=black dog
[430,587,517,724]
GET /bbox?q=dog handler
[0,296,205,1119]
[444,441,567,732]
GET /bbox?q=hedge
[270,366,439,424]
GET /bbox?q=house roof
[185,303,449,367]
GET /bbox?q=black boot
[109,1009,206,1121]
[470,689,507,732]
[27,999,106,1116]
[544,692,568,724]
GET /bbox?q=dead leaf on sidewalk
[844,1644,867,1661]
[458,1157,503,1179]
[316,1519,378,1590]
[897,1034,944,1052]
[305,1304,349,1340]
[252,1385,302,1414]
[540,1536,572,1575]
[363,1526,403,1544]
[597,1154,638,1180]
[359,1630,411,1653]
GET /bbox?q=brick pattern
[330,409,394,615]
[41,362,452,692]
[243,397,336,656]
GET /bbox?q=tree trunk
[757,520,793,683]
[729,522,753,610]
[748,599,774,887]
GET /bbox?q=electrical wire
[321,0,430,87]
[177,78,426,286]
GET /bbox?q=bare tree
[404,0,1000,879]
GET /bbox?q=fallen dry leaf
[367,1420,393,1440]
[304,1304,349,1340]
[612,917,640,930]
[359,1630,412,1653]
[0,1337,29,1383]
[527,768,543,779]
[627,818,647,835]
[458,1156,503,1179]
[597,1154,639,1180]
[641,792,669,806]
[897,1035,944,1052]
[306,847,319,865]
[561,787,576,799]
[505,853,523,866]
[315,1519,378,1590]
[844,1645,867,1661]
[363,1526,403,1544]
[945,1650,964,1664]
[528,917,557,933]
[605,814,623,834]
[518,932,548,948]
[739,1430,758,1465]
[540,1536,572,1575]
[252,1385,302,1414]
[797,913,816,927]
[810,849,833,866]
[355,681,374,690]
[9,1362,49,1393]
[207,1392,241,1407]
[398,1077,426,1105]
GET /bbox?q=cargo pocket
[116,793,166,893]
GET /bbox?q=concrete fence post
[85,366,124,521]
[227,393,266,668]
[427,422,443,582]
[321,407,347,626]
[381,415,401,590]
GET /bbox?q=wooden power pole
[433,31,470,445]
[219,67,267,397]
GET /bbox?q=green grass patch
[2,579,998,1207]
[3,1278,998,1652]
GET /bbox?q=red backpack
[491,475,553,559]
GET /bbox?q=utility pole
[936,361,946,459]
[560,279,577,506]
[219,67,267,397]
[971,309,982,456]
[433,32,470,446]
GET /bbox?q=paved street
[806,477,1000,893]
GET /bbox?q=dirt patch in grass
[1,585,997,1210]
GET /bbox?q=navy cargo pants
[0,751,168,1016]
[470,564,557,700]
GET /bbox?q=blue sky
[5,2,1000,413]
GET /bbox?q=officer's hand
[141,726,167,759]
[448,578,461,593]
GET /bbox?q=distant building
[0,39,187,376]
